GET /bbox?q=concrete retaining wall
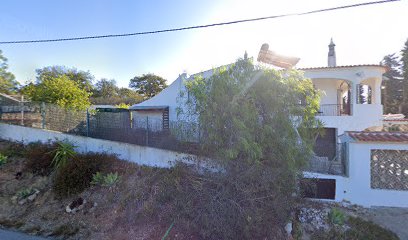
[0,123,194,168]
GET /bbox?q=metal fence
[0,102,200,154]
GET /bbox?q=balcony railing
[317,104,351,116]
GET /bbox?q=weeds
[347,216,399,240]
[148,163,290,239]
[328,208,346,226]
[51,141,77,170]
[0,153,7,166]
[312,216,399,240]
[1,141,25,157]
[24,142,56,176]
[91,172,104,185]
[51,224,79,238]
[17,188,36,199]
[91,172,120,187]
[53,153,118,198]
[0,219,24,228]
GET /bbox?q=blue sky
[1,0,407,87]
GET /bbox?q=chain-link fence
[0,101,200,154]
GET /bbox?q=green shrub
[53,153,117,198]
[328,208,346,226]
[24,142,57,176]
[91,172,120,187]
[1,141,25,157]
[51,141,77,170]
[0,153,7,166]
[91,172,104,185]
[103,172,120,186]
[17,188,36,199]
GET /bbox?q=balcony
[317,104,351,116]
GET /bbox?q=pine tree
[401,39,408,115]
[380,53,403,114]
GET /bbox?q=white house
[130,40,386,160]
[129,40,408,208]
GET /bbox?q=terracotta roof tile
[298,64,387,71]
[347,131,408,142]
[384,119,408,122]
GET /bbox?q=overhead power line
[0,0,399,45]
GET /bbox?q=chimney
[328,38,336,67]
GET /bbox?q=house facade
[130,40,386,151]
[131,42,408,208]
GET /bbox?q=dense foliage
[91,78,142,105]
[159,59,321,239]
[184,59,320,167]
[129,73,167,99]
[401,39,408,115]
[22,75,91,110]
[35,66,94,92]
[53,153,117,198]
[24,142,57,176]
[381,54,403,114]
[0,49,19,94]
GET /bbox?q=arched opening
[338,80,351,115]
[357,84,372,104]
[313,78,352,116]
[357,78,378,104]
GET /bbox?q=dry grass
[0,140,197,239]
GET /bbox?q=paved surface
[0,229,48,240]
[366,207,408,240]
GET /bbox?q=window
[300,178,336,200]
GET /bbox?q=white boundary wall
[3,123,407,208]
[0,123,194,168]
[304,141,408,208]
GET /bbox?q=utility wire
[0,0,399,45]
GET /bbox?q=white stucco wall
[303,66,386,84]
[132,111,163,131]
[130,68,220,123]
[131,65,385,136]
[346,142,408,208]
[0,123,195,168]
[317,104,383,136]
[306,66,385,137]
[312,79,339,105]
[305,141,408,208]
[129,74,185,122]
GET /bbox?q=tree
[380,54,403,113]
[129,73,167,99]
[36,66,94,92]
[164,59,321,238]
[357,84,367,104]
[93,78,119,98]
[22,75,90,110]
[402,39,408,115]
[117,87,143,103]
[91,79,143,105]
[0,50,19,94]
